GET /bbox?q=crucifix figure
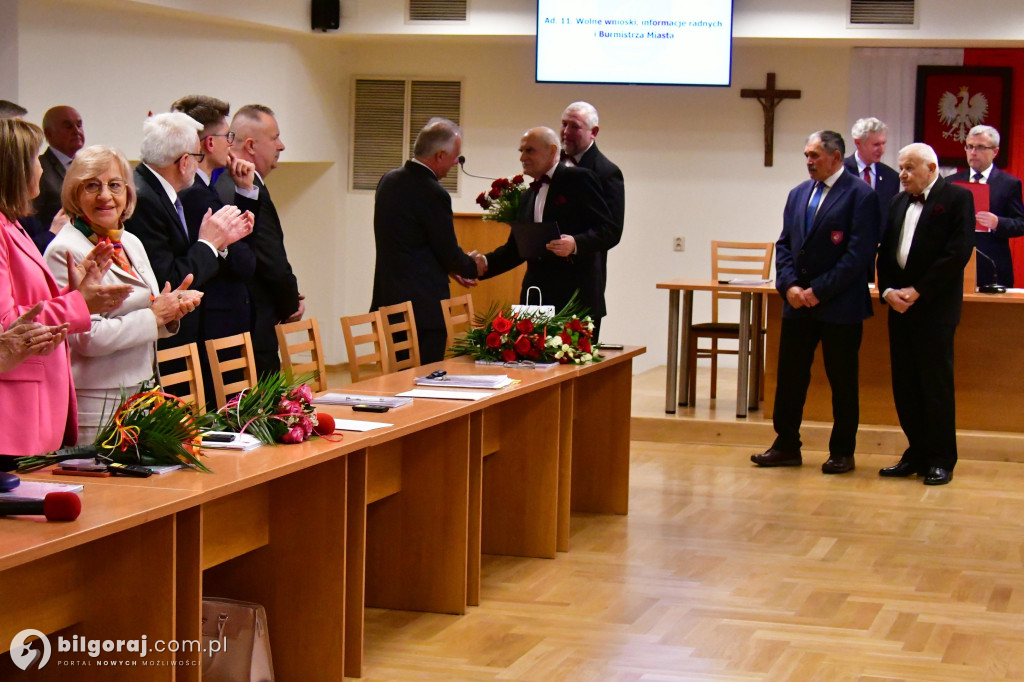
[741,72,801,167]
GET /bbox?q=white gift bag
[511,286,555,319]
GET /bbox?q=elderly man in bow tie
[480,126,616,337]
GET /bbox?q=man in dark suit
[371,118,483,364]
[844,117,900,216]
[169,95,259,407]
[560,102,624,337]
[124,111,254,350]
[216,104,302,377]
[752,130,880,474]
[948,125,1024,288]
[31,106,85,251]
[481,127,617,327]
[877,143,974,486]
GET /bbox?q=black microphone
[0,492,82,521]
[974,248,1007,294]
[457,156,497,181]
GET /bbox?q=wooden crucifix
[741,72,801,167]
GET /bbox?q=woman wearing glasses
[44,145,203,444]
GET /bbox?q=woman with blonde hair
[45,145,202,444]
[0,120,128,457]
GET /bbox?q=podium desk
[763,290,1024,432]
[657,279,775,417]
[0,348,642,680]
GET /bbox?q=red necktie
[862,165,872,187]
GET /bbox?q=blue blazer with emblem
[775,169,881,324]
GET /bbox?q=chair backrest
[710,241,775,322]
[341,310,390,383]
[378,301,421,372]
[156,342,206,414]
[276,317,327,392]
[205,332,259,409]
[440,293,475,353]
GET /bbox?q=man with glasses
[125,111,253,341]
[949,125,1024,288]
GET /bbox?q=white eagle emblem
[937,86,988,142]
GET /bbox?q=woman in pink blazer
[0,119,128,458]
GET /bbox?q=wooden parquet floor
[358,442,1024,681]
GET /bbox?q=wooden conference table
[0,348,642,681]
[657,279,775,417]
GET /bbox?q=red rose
[492,315,513,334]
[514,335,532,355]
[486,331,502,348]
[567,319,583,333]
[476,192,490,209]
[488,187,502,199]
[516,319,533,334]
[491,177,506,189]
[277,399,302,416]
[512,174,524,184]
[555,195,567,205]
[560,331,572,345]
[579,338,592,353]
[501,348,517,362]
[279,425,306,444]
[558,356,569,364]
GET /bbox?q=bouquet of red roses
[475,174,527,223]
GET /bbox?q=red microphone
[0,492,82,521]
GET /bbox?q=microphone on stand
[457,156,497,181]
[974,248,1007,294]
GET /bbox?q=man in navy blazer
[948,125,1024,287]
[752,130,880,474]
[877,143,974,485]
[844,117,900,218]
[481,127,617,328]
[371,118,482,364]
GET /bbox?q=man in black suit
[216,104,302,377]
[124,111,254,347]
[371,118,483,364]
[481,127,617,327]
[31,106,85,251]
[751,130,880,474]
[948,125,1024,287]
[560,101,624,339]
[844,117,900,216]
[169,95,259,408]
[877,143,974,486]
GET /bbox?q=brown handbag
[201,598,275,682]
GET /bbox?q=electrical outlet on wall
[673,237,685,252]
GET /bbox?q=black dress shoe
[751,447,802,467]
[879,460,920,478]
[821,455,855,474]
[924,467,953,485]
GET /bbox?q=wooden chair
[156,343,206,413]
[688,241,775,401]
[378,301,421,372]
[440,293,475,352]
[276,317,327,393]
[341,310,390,382]
[205,332,259,409]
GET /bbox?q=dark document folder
[510,221,561,259]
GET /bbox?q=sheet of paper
[333,419,395,432]
[397,388,494,401]
[313,393,413,408]
[414,374,512,389]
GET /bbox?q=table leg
[677,290,693,406]
[665,290,680,413]
[749,292,764,412]
[736,292,751,418]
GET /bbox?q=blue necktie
[973,172,984,183]
[805,182,824,234]
[174,197,189,239]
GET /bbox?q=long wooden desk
[763,290,1024,432]
[657,279,775,418]
[0,348,642,680]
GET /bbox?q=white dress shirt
[896,176,939,269]
[533,161,560,223]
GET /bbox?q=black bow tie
[908,194,925,204]
[529,175,550,192]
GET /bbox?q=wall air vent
[409,0,467,22]
[850,0,915,25]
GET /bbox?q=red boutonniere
[932,204,946,215]
[555,195,567,205]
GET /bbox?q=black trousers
[772,316,863,457]
[887,312,958,471]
